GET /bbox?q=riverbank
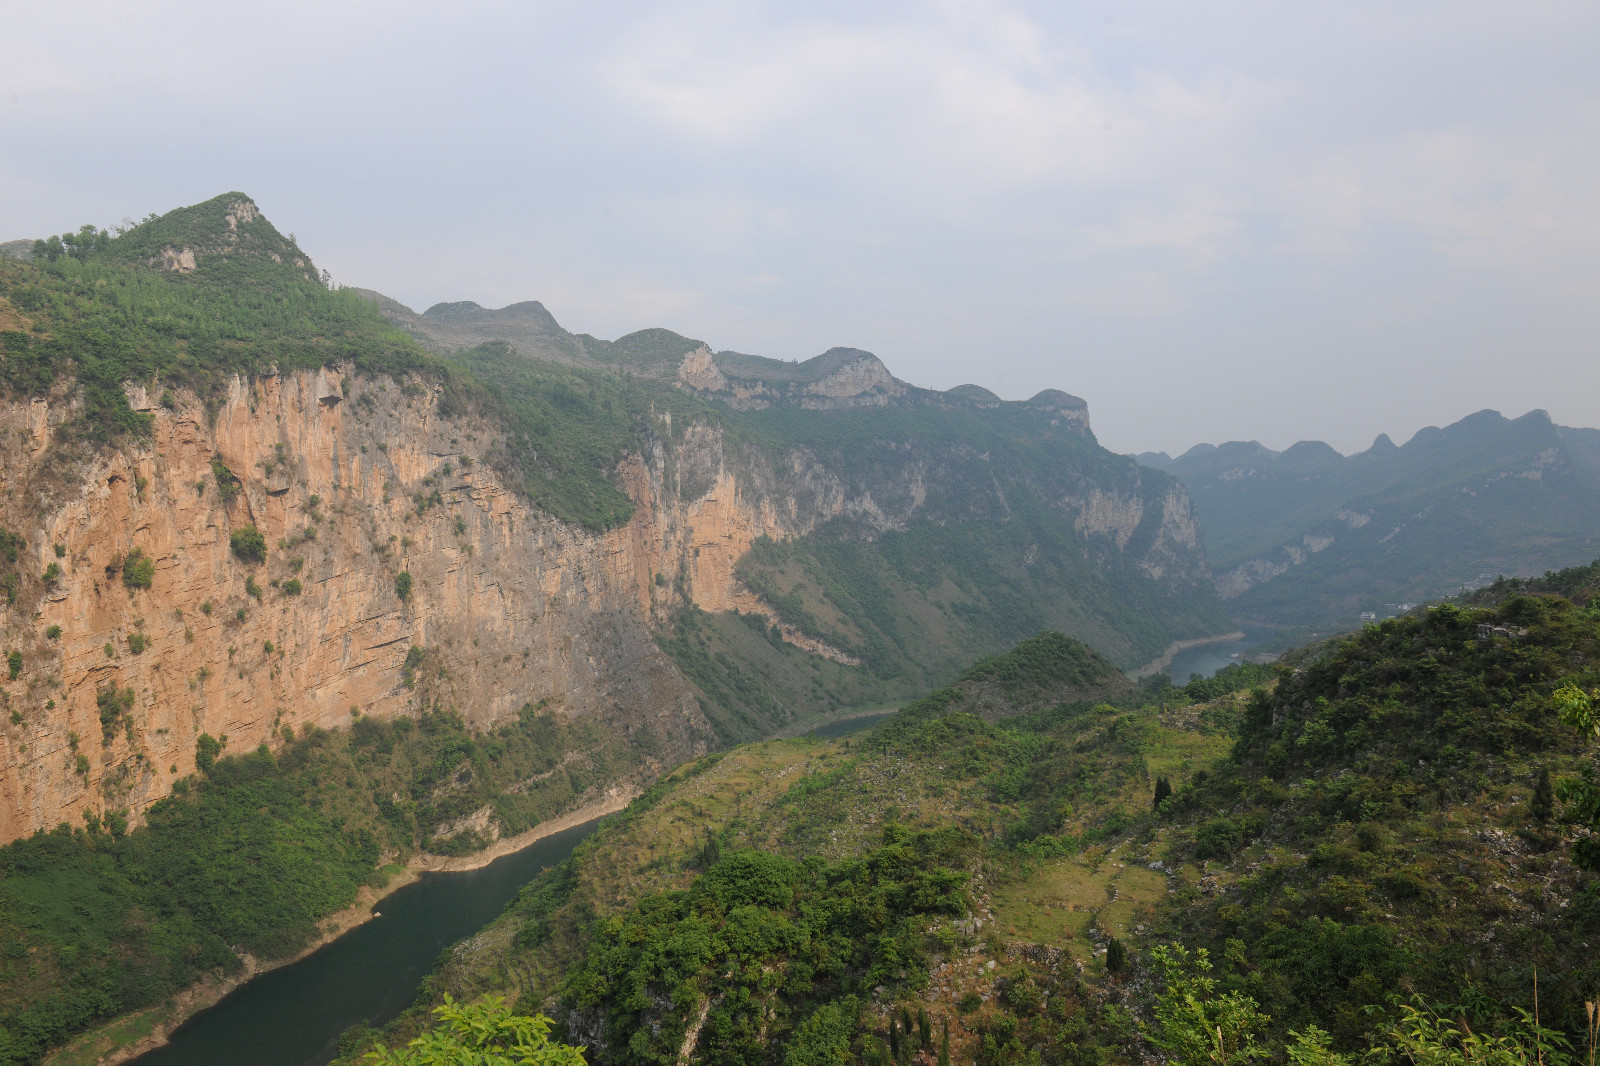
[1132,630,1245,677]
[768,705,899,740]
[45,788,638,1066]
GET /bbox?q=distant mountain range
[1139,409,1600,632]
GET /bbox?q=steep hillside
[334,631,1212,1066]
[366,289,1227,714]
[340,586,1600,1066]
[1160,590,1600,1045]
[0,191,1228,846]
[1142,409,1600,631]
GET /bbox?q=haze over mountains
[4,190,1600,1066]
[374,292,1600,641]
[1141,410,1600,632]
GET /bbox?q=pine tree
[1106,935,1126,974]
[1532,765,1554,823]
[939,1019,950,1066]
[1153,775,1172,812]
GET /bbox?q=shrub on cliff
[230,525,267,565]
[96,684,134,742]
[395,570,413,601]
[121,548,155,589]
[194,732,225,774]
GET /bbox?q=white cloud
[2,0,1598,455]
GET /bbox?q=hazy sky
[3,2,1596,456]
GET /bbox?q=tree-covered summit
[1,192,443,441]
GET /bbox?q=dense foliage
[453,341,700,532]
[0,703,639,1065]
[562,829,971,1066]
[1160,593,1600,1049]
[365,996,586,1066]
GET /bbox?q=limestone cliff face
[0,354,1214,843]
[0,359,956,843]
[0,367,752,844]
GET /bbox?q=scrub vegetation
[336,567,1600,1066]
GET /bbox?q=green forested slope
[1159,593,1600,1046]
[343,576,1600,1066]
[0,197,444,444]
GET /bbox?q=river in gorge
[1163,624,1279,684]
[130,820,599,1066]
[132,711,893,1065]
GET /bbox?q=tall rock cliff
[0,191,1229,847]
[0,369,722,843]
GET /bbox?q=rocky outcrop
[682,347,908,411]
[1023,389,1092,435]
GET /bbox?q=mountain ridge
[1141,407,1600,632]
[0,190,1228,853]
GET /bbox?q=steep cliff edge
[0,190,1228,848]
[0,368,719,844]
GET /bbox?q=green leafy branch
[364,995,586,1066]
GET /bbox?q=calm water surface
[135,712,892,1065]
[132,819,600,1066]
[807,710,895,738]
[1165,624,1279,682]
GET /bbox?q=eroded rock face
[0,359,1216,842]
[0,359,985,842]
[679,348,908,411]
[0,368,784,843]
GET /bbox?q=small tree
[1106,936,1126,974]
[1149,943,1270,1066]
[195,732,225,774]
[122,548,155,589]
[395,570,413,601]
[364,995,585,1066]
[1154,775,1173,812]
[230,525,267,565]
[402,645,425,688]
[1531,766,1554,823]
